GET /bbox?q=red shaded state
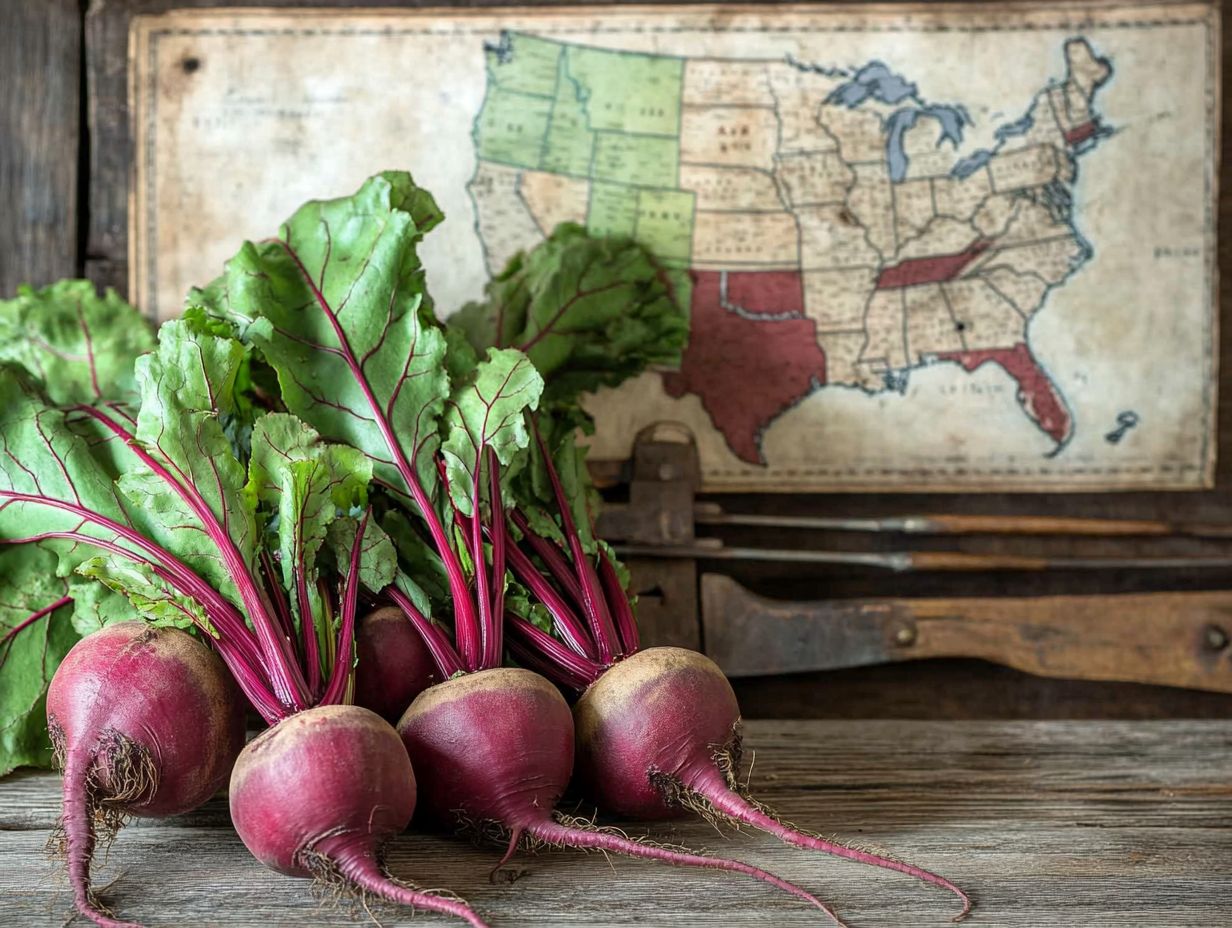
[724,270,805,315]
[876,240,990,290]
[1064,121,1098,146]
[662,271,825,465]
[938,343,1072,445]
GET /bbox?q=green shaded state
[485,32,561,97]
[473,86,553,169]
[472,35,695,315]
[593,131,678,188]
[565,44,684,137]
[584,183,695,303]
[541,57,595,177]
[635,188,695,266]
[587,181,640,238]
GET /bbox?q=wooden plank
[703,573,1232,691]
[627,557,701,650]
[0,0,81,294]
[731,658,1232,719]
[2,721,1229,926]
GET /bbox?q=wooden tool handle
[701,573,1232,693]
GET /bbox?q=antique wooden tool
[692,505,1232,540]
[595,426,1232,694]
[702,574,1232,691]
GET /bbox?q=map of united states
[468,32,1113,465]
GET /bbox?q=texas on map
[468,31,1112,467]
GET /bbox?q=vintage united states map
[130,3,1220,491]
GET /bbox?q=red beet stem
[510,509,584,606]
[597,546,639,655]
[319,512,367,706]
[1,594,71,643]
[505,630,596,692]
[485,449,507,668]
[506,614,603,685]
[387,586,464,679]
[525,818,848,928]
[530,419,621,661]
[687,766,971,922]
[505,538,598,660]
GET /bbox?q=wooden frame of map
[91,0,1223,504]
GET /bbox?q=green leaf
[443,325,480,387]
[195,172,452,503]
[0,280,155,405]
[449,223,686,407]
[327,516,398,596]
[441,348,543,517]
[0,545,79,774]
[246,413,370,613]
[380,509,449,604]
[75,555,210,632]
[0,369,137,570]
[505,580,553,635]
[393,569,435,625]
[119,320,257,608]
[510,408,599,552]
[64,577,133,636]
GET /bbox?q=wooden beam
[703,572,1232,692]
[0,0,81,294]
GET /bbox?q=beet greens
[194,171,547,680]
[195,171,842,917]
[0,281,156,776]
[0,169,975,927]
[449,224,972,924]
[0,311,485,926]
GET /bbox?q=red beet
[398,667,846,924]
[229,704,487,928]
[573,647,972,921]
[46,622,246,928]
[354,606,438,723]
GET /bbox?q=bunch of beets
[0,173,970,928]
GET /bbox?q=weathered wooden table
[1,720,1228,927]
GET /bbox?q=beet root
[46,622,247,928]
[229,704,487,928]
[354,606,438,723]
[573,647,972,922]
[397,667,847,924]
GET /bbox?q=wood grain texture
[732,657,1232,718]
[703,573,1232,690]
[1,720,1229,926]
[0,0,80,294]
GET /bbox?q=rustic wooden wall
[0,0,81,294]
[2,0,1230,717]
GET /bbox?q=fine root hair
[46,726,157,862]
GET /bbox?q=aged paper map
[130,3,1220,491]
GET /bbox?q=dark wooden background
[3,0,1230,718]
